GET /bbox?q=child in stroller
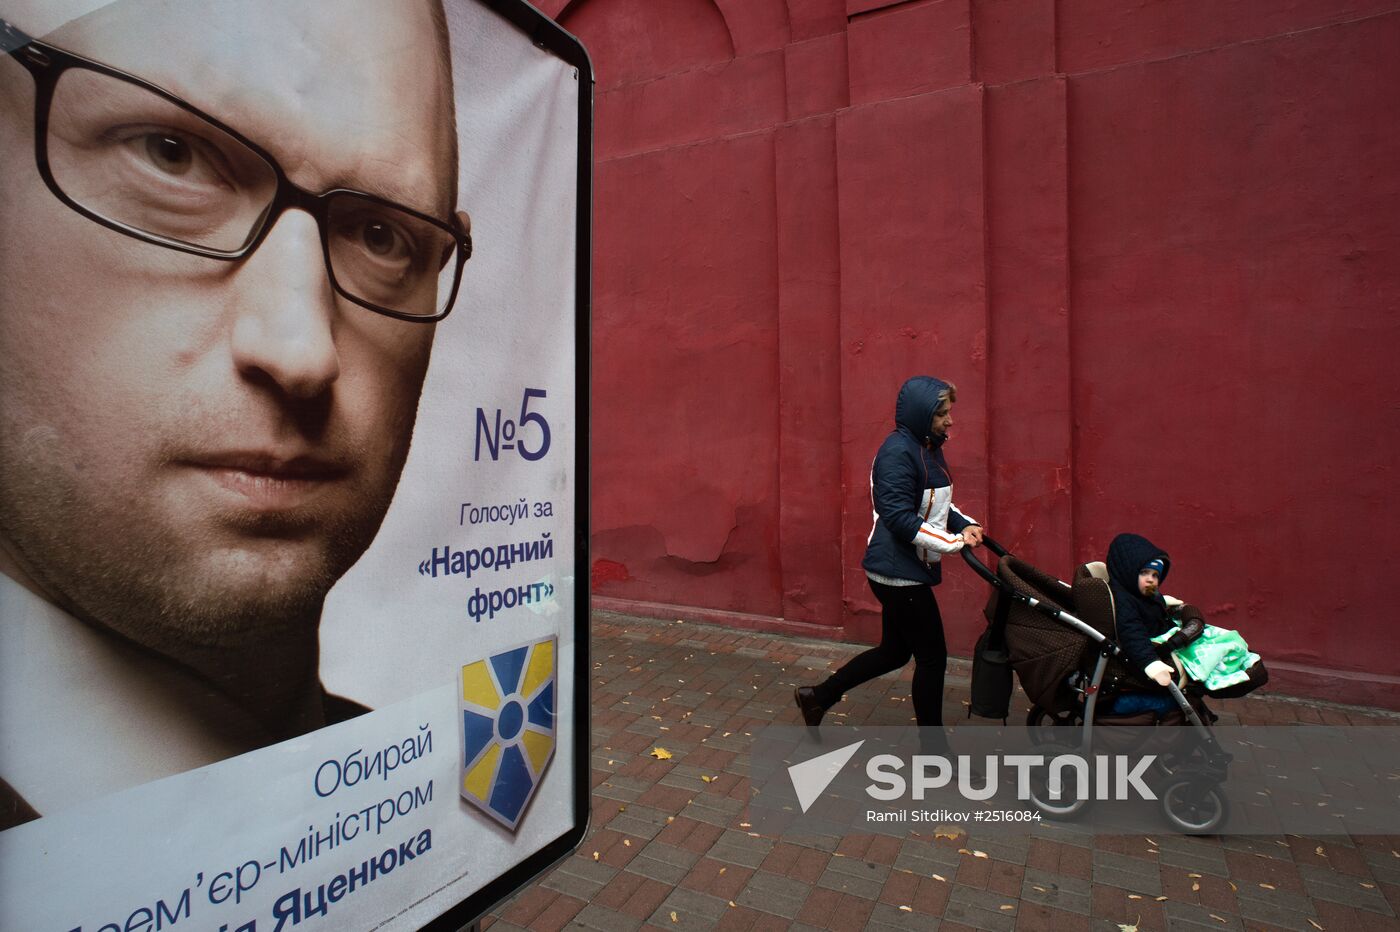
[1097,532,1265,717]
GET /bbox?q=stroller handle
[960,534,1008,585]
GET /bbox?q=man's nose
[229,210,340,400]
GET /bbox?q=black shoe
[794,687,827,727]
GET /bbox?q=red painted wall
[545,0,1400,708]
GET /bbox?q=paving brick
[708,829,774,868]
[569,903,643,931]
[1161,899,1246,930]
[650,886,734,929]
[1021,866,1092,915]
[817,854,889,899]
[736,870,811,919]
[628,841,702,885]
[1092,848,1163,895]
[942,883,1018,931]
[1299,863,1397,914]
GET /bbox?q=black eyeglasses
[1,18,471,322]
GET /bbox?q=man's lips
[178,452,351,507]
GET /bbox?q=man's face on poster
[0,0,459,650]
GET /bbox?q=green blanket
[1151,623,1261,690]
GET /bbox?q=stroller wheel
[1026,706,1083,747]
[1161,778,1229,834]
[1025,746,1092,821]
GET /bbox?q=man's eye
[143,133,195,175]
[361,220,406,257]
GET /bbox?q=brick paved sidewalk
[488,611,1400,932]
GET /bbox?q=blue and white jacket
[862,376,978,587]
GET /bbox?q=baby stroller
[962,538,1267,833]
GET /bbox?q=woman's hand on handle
[962,525,985,547]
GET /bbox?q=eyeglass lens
[45,67,460,318]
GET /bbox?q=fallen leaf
[1229,882,1238,892]
[1117,918,1140,932]
[623,839,631,847]
[618,806,626,812]
[1189,873,1202,878]
[1155,896,1168,902]
[1146,838,1159,846]
[973,850,989,859]
[958,848,972,856]
[1316,846,1327,857]
[1147,848,1159,854]
[1210,914,1227,924]
[1192,882,1201,892]
[670,911,678,923]
[1361,882,1376,889]
[719,867,727,875]
[1259,883,1275,890]
[1127,894,1142,900]
[649,747,673,761]
[1035,886,1048,893]
[932,873,946,882]
[933,826,964,841]
[728,901,736,908]
[899,906,912,912]
[666,816,675,823]
[1308,920,1325,931]
[739,822,751,828]
[592,851,599,861]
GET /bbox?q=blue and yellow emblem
[459,637,556,831]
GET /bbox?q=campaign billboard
[0,0,590,928]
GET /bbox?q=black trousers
[814,579,948,726]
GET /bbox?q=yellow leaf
[973,850,989,859]
[666,816,675,823]
[670,911,678,923]
[1147,848,1159,854]
[1210,914,1227,924]
[932,874,947,882]
[729,901,736,908]
[1361,882,1376,889]
[702,776,714,783]
[739,822,751,828]
[1229,882,1237,892]
[1127,894,1142,900]
[1259,883,1275,890]
[1146,838,1159,846]
[1189,873,1202,878]
[899,906,913,912]
[1118,918,1140,932]
[1192,882,1201,892]
[1315,846,1327,857]
[1000,905,1014,911]
[592,851,600,861]
[1308,920,1325,931]
[619,806,626,812]
[934,826,964,840]
[958,848,972,856]
[623,839,631,847]
[1155,896,1168,901]
[1036,886,1049,893]
[650,747,673,760]
[719,867,727,875]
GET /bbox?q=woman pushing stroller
[794,375,985,742]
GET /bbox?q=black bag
[969,593,1014,720]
